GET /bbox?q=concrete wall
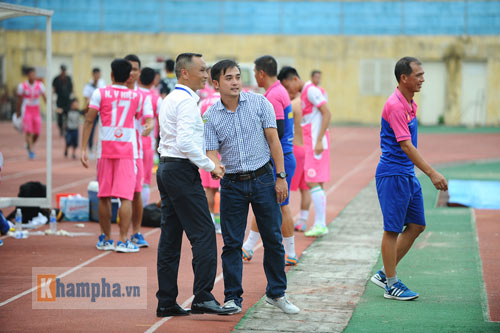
[2,30,499,125]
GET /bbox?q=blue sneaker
[96,234,115,251]
[370,270,387,289]
[28,151,35,159]
[0,239,3,246]
[242,248,253,262]
[131,232,149,248]
[384,280,419,301]
[115,239,139,253]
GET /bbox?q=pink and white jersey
[138,87,160,153]
[300,81,329,153]
[301,81,327,117]
[17,80,45,112]
[135,87,155,159]
[89,85,143,159]
[199,91,220,115]
[198,83,216,101]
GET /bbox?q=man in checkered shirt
[203,59,300,315]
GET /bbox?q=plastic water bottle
[15,208,22,232]
[50,209,57,234]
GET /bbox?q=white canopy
[0,2,53,209]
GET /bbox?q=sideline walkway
[235,181,382,332]
[237,161,500,332]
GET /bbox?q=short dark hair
[111,58,132,83]
[165,59,175,72]
[254,55,277,77]
[211,59,240,82]
[278,66,300,82]
[92,67,100,74]
[311,70,321,77]
[25,67,35,75]
[395,56,421,83]
[175,53,202,79]
[124,54,141,68]
[140,67,156,86]
[70,97,78,104]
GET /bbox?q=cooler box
[88,181,120,223]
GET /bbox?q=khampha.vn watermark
[32,267,147,309]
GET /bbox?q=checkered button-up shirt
[204,91,277,173]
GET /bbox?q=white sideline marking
[145,243,263,333]
[0,228,159,307]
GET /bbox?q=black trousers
[156,158,217,306]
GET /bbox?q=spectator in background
[64,98,82,159]
[159,59,177,98]
[17,67,46,159]
[152,70,162,95]
[83,68,106,158]
[52,64,73,137]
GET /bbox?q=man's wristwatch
[277,172,287,179]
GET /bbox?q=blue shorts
[376,175,426,233]
[66,129,78,148]
[272,152,296,206]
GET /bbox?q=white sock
[310,186,326,227]
[299,210,309,221]
[243,230,261,251]
[283,236,296,258]
[141,186,150,205]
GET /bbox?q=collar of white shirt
[174,84,200,103]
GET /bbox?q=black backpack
[7,181,49,223]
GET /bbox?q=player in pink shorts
[289,92,311,232]
[138,67,162,206]
[16,67,46,159]
[199,72,222,233]
[81,58,145,253]
[125,55,154,249]
[279,66,331,237]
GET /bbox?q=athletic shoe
[285,254,298,266]
[131,232,149,248]
[115,239,139,253]
[28,151,35,159]
[384,280,419,301]
[242,248,253,262]
[304,225,328,237]
[0,239,3,246]
[96,234,115,251]
[294,218,307,232]
[370,270,387,289]
[265,295,300,314]
[221,300,242,315]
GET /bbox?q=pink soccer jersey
[135,87,155,159]
[300,81,330,183]
[200,91,220,116]
[17,81,45,111]
[89,85,143,159]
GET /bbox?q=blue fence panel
[1,0,499,35]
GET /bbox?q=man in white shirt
[155,53,238,317]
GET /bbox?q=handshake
[211,164,225,180]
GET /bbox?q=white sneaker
[265,295,300,314]
[222,300,241,314]
[115,240,139,253]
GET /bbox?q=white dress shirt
[158,84,215,172]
